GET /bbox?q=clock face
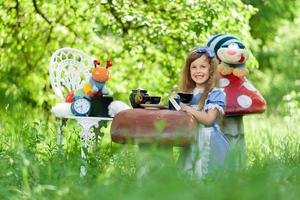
[73,98,91,115]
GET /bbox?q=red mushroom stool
[111,109,198,146]
[219,74,267,116]
[219,74,267,137]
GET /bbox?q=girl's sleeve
[204,89,226,114]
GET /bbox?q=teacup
[177,92,193,104]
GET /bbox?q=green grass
[0,103,300,200]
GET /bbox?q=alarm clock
[71,96,92,116]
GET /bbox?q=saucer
[140,104,168,110]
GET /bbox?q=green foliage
[0,0,256,108]
[0,0,97,107]
[243,0,299,44]
[251,11,300,114]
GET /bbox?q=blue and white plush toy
[206,34,249,77]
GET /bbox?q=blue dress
[181,88,230,177]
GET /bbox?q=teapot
[129,89,149,108]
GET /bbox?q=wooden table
[111,109,198,146]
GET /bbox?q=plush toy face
[217,42,248,65]
[92,67,109,82]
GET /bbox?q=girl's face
[190,55,210,89]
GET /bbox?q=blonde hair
[180,48,219,110]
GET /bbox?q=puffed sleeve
[204,88,226,114]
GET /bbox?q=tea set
[129,88,193,110]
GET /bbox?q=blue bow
[196,46,215,58]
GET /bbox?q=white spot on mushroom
[219,78,230,87]
[242,81,256,91]
[237,95,252,108]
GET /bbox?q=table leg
[57,118,67,147]
[75,118,102,177]
[94,120,108,149]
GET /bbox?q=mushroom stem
[222,116,244,136]
[221,116,246,167]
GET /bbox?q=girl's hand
[180,103,194,113]
[181,103,219,126]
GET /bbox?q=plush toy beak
[238,54,245,63]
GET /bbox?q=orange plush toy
[84,60,112,97]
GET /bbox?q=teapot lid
[132,88,147,93]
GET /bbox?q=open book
[169,97,181,111]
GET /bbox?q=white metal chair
[49,48,113,176]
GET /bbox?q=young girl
[179,46,229,177]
